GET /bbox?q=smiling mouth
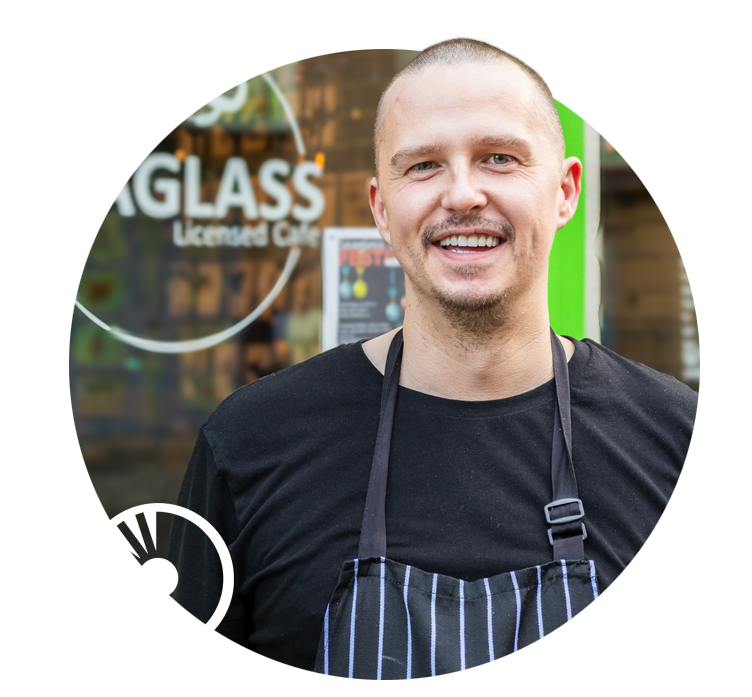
[436,233,502,252]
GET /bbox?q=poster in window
[322,227,406,350]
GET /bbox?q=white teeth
[439,234,501,248]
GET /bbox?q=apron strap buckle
[544,497,585,525]
[547,522,587,546]
[543,499,587,546]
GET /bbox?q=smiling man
[170,39,697,679]
[365,42,579,396]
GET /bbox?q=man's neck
[362,297,574,401]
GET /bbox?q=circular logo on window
[75,72,316,354]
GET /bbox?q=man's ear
[556,157,582,230]
[369,177,391,245]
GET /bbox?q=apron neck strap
[358,329,404,559]
[546,329,586,560]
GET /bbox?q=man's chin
[433,290,501,310]
[430,286,515,334]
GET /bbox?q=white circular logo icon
[81,503,234,656]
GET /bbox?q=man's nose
[441,168,488,214]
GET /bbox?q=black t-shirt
[169,337,697,671]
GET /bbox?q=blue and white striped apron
[314,329,598,679]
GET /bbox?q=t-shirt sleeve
[168,428,250,647]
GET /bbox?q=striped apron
[314,329,598,679]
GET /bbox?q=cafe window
[71,50,698,532]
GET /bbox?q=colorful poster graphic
[322,228,406,350]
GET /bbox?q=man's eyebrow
[477,135,533,157]
[389,135,533,169]
[390,144,442,169]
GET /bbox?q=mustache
[421,214,514,247]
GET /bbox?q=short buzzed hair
[374,38,565,175]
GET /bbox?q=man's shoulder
[203,342,376,432]
[572,337,698,421]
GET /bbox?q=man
[169,39,696,678]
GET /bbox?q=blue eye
[490,154,513,164]
[413,162,433,171]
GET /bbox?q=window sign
[322,228,406,350]
[76,71,324,354]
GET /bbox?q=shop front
[73,51,418,536]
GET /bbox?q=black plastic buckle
[543,499,587,547]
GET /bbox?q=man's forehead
[384,62,538,111]
[379,61,545,152]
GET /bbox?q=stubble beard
[426,255,524,340]
[431,280,515,336]
[406,214,526,339]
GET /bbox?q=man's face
[370,62,581,318]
